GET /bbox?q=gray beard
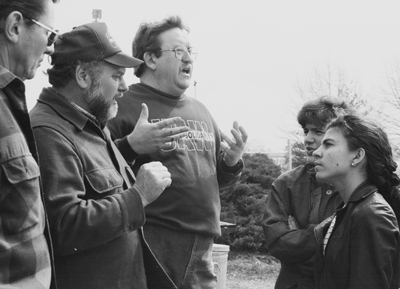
[84,81,117,126]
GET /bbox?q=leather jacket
[262,164,341,289]
[314,182,400,289]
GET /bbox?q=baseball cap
[51,22,143,68]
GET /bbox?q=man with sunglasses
[26,16,59,46]
[0,0,59,288]
[108,15,248,288]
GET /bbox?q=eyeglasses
[159,46,198,61]
[26,17,59,46]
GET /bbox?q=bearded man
[29,22,187,289]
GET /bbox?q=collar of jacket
[37,87,102,133]
[339,180,378,209]
[314,181,378,247]
[0,65,27,110]
[0,65,18,89]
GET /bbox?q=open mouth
[182,67,191,75]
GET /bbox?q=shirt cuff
[114,137,140,164]
[220,157,244,174]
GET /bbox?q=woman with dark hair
[313,115,400,289]
[262,96,353,289]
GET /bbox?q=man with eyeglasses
[26,16,59,46]
[108,15,248,288]
[0,0,59,288]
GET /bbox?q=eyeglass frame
[159,46,198,61]
[24,16,59,46]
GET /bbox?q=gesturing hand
[127,103,189,154]
[221,121,248,166]
[134,161,172,207]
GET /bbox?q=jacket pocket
[0,155,41,234]
[2,155,40,184]
[84,167,124,194]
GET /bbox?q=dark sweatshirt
[108,83,242,237]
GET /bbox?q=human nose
[313,147,321,159]
[182,51,194,63]
[304,132,315,145]
[119,77,128,93]
[45,44,54,55]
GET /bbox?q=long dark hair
[328,115,400,220]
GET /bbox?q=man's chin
[100,105,118,125]
[107,106,118,121]
[24,70,37,81]
[178,80,191,90]
[306,155,317,165]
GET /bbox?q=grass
[225,252,280,289]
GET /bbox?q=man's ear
[75,64,91,89]
[2,11,24,44]
[143,52,157,71]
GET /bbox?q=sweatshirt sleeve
[216,151,243,190]
[33,126,145,256]
[114,136,140,165]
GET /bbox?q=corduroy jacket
[30,87,175,289]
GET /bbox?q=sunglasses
[25,16,59,46]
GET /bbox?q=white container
[212,244,230,289]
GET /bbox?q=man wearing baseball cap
[30,22,185,289]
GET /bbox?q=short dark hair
[132,15,189,77]
[328,115,400,220]
[297,95,352,129]
[0,0,59,23]
[48,60,104,88]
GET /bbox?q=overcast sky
[25,0,400,151]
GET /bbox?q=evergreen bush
[216,153,282,252]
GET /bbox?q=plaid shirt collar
[0,65,17,89]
